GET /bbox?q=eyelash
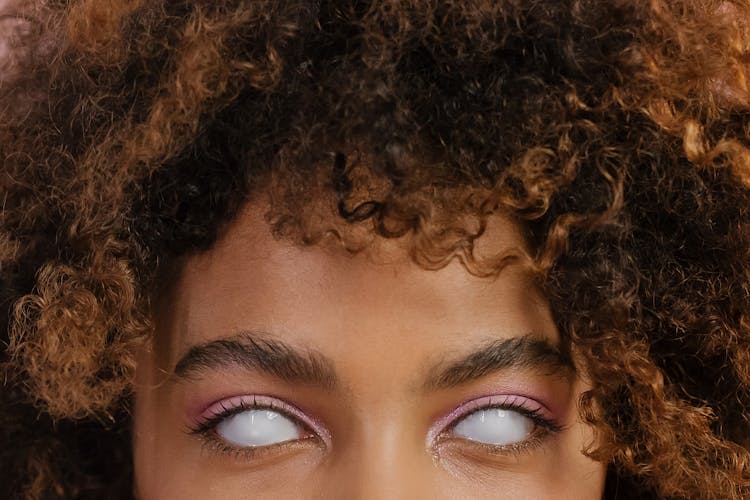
[187,396,564,461]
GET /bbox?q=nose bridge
[331,407,437,500]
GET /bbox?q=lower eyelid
[197,430,322,463]
[432,424,555,465]
[197,395,296,422]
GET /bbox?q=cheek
[435,430,604,500]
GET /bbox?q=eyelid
[426,394,559,447]
[192,394,332,449]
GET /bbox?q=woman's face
[133,202,606,499]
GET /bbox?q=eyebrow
[173,332,338,391]
[173,332,573,393]
[423,336,574,391]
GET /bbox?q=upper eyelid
[190,401,291,435]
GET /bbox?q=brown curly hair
[2,0,750,498]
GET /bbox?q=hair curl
[2,0,750,498]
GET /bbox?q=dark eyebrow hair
[173,332,338,391]
[424,336,574,391]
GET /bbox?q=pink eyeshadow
[194,394,332,448]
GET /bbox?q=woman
[1,0,749,498]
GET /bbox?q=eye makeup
[427,394,565,456]
[187,394,332,456]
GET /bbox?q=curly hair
[2,0,750,498]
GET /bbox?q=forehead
[156,201,558,374]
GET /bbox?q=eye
[452,407,535,446]
[216,408,303,447]
[430,394,563,455]
[189,395,330,458]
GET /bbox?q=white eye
[452,408,535,446]
[215,409,302,447]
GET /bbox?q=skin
[133,201,606,499]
